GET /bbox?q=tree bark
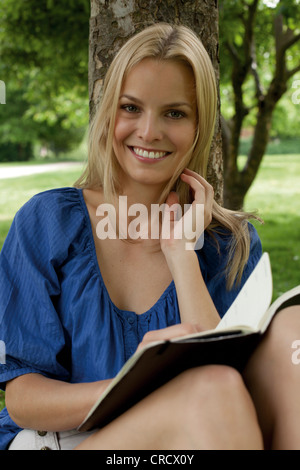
[89,0,223,204]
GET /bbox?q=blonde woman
[1,23,299,450]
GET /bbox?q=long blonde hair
[75,23,259,289]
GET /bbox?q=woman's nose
[137,113,163,143]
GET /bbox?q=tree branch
[284,31,300,50]
[250,39,264,101]
[243,0,259,60]
[287,63,300,80]
[224,40,240,63]
[274,13,283,52]
[274,15,300,56]
[273,14,300,84]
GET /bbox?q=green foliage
[0,142,32,162]
[0,0,89,88]
[0,78,88,161]
[219,0,300,138]
[219,0,300,81]
[0,86,35,160]
[271,93,300,138]
[0,0,89,161]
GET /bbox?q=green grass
[239,137,300,156]
[243,154,300,299]
[0,154,299,412]
[0,391,4,411]
[0,166,84,247]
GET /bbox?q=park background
[0,0,299,409]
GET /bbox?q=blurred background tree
[219,0,300,209]
[0,0,90,161]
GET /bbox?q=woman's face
[113,58,197,194]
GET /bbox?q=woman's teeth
[132,147,169,159]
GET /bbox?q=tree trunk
[223,97,278,210]
[222,61,289,210]
[89,0,223,204]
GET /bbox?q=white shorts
[8,428,97,450]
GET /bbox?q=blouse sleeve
[0,190,80,389]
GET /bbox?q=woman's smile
[129,146,171,162]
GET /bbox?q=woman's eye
[167,110,185,119]
[121,104,139,113]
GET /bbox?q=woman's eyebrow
[119,94,143,104]
[162,102,194,109]
[120,94,193,109]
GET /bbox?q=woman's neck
[114,182,167,244]
[118,180,165,209]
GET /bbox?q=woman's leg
[75,364,263,450]
[244,305,300,450]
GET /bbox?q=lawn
[0,153,299,412]
[243,154,300,298]
[0,166,84,248]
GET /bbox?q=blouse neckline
[77,188,175,318]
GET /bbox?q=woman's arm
[161,169,220,330]
[166,250,220,329]
[5,373,112,432]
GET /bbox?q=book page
[215,253,273,332]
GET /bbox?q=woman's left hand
[159,169,220,329]
[160,168,214,255]
[136,323,203,352]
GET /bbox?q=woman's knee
[176,364,251,409]
[173,365,262,448]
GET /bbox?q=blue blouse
[0,187,262,449]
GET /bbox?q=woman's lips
[129,146,171,163]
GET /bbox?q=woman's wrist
[163,247,220,329]
[163,246,197,276]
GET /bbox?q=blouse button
[38,431,47,436]
[128,316,134,325]
[40,446,51,450]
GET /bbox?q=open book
[78,252,300,432]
